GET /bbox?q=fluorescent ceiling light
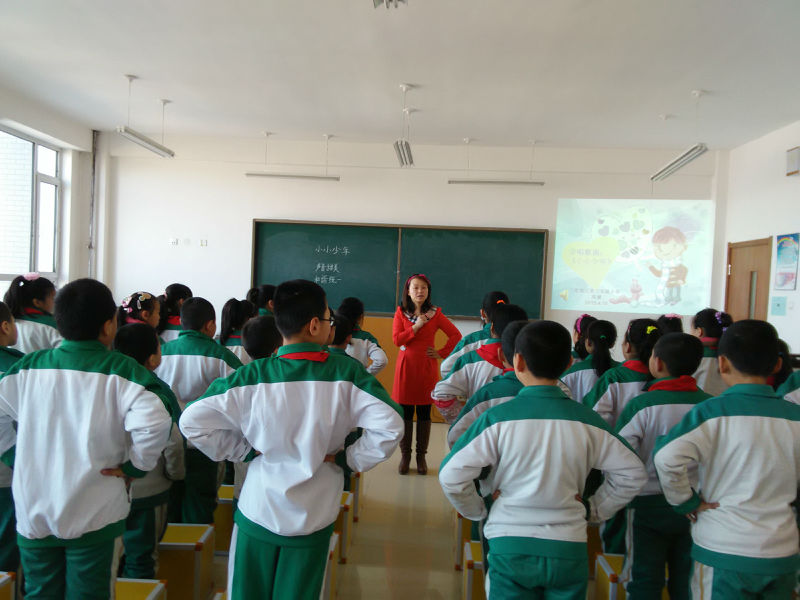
[244,172,340,182]
[650,143,708,181]
[116,125,175,158]
[394,139,413,167]
[448,179,545,186]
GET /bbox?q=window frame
[0,125,61,281]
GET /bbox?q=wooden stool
[0,572,14,600]
[334,492,354,564]
[157,523,215,600]
[319,532,340,600]
[453,511,475,570]
[595,554,625,600]
[350,472,362,522]
[115,578,167,600]
[213,484,235,554]
[461,541,485,600]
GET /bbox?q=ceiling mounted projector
[650,143,708,181]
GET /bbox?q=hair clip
[646,325,658,335]
[664,313,681,319]
[714,311,724,324]
[576,314,591,334]
[23,272,40,282]
[599,334,607,340]
[496,299,506,305]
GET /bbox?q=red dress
[392,306,462,406]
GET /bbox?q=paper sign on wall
[774,233,799,291]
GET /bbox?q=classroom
[1,2,800,599]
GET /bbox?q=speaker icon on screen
[559,290,569,301]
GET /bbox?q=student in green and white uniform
[4,274,62,353]
[570,313,597,367]
[433,304,528,423]
[220,298,257,365]
[0,279,173,599]
[180,280,404,600]
[561,320,619,405]
[157,283,192,343]
[583,318,662,554]
[690,308,733,397]
[247,284,275,317]
[616,333,711,599]
[439,320,647,600]
[114,323,185,579]
[655,320,800,600]
[0,301,23,573]
[156,297,243,524]
[777,369,800,404]
[440,291,508,378]
[337,297,388,375]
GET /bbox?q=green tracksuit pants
[183,449,219,524]
[227,518,333,600]
[20,536,120,600]
[0,487,18,572]
[486,552,588,599]
[691,561,795,599]
[621,502,691,599]
[121,499,169,579]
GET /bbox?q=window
[0,128,60,279]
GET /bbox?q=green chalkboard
[252,221,547,318]
[399,228,546,318]
[252,222,400,314]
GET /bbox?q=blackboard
[252,221,547,318]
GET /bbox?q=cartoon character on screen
[648,226,688,306]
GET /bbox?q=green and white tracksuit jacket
[432,340,505,421]
[561,355,620,406]
[0,340,173,545]
[159,315,182,343]
[0,347,24,490]
[778,371,800,404]
[583,360,650,428]
[654,384,800,575]
[156,330,243,414]
[179,342,404,538]
[447,370,522,449]
[222,331,253,366]
[692,342,728,397]
[439,385,647,560]
[440,323,492,379]
[346,328,387,375]
[11,309,62,353]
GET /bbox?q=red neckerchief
[502,367,515,374]
[699,337,718,350]
[476,342,504,369]
[766,374,776,387]
[228,334,242,340]
[23,308,44,316]
[167,315,181,326]
[622,359,649,374]
[280,351,329,362]
[648,376,698,393]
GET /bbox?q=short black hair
[501,320,528,367]
[247,284,276,310]
[114,323,160,366]
[490,304,528,338]
[54,278,117,341]
[332,313,355,346]
[273,279,327,338]
[337,297,365,325]
[180,297,216,332]
[718,319,779,377]
[515,320,572,379]
[652,333,704,377]
[0,301,12,325]
[482,291,509,321]
[242,315,282,360]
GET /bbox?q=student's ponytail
[220,299,256,345]
[157,283,192,333]
[693,308,732,339]
[586,320,617,378]
[2,274,56,318]
[573,313,597,360]
[625,318,662,373]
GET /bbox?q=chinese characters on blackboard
[314,245,350,285]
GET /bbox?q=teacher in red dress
[392,274,461,475]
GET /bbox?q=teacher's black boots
[398,420,413,474]
[416,420,431,475]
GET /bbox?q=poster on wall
[774,233,799,291]
[551,198,715,314]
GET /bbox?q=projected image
[551,199,714,314]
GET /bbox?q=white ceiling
[1,0,799,149]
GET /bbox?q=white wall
[726,119,800,350]
[102,133,720,349]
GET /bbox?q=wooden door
[725,237,772,321]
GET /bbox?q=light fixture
[116,75,175,158]
[245,133,340,181]
[448,138,545,185]
[650,143,708,181]
[394,85,414,167]
[374,0,407,8]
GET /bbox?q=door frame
[724,236,772,317]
